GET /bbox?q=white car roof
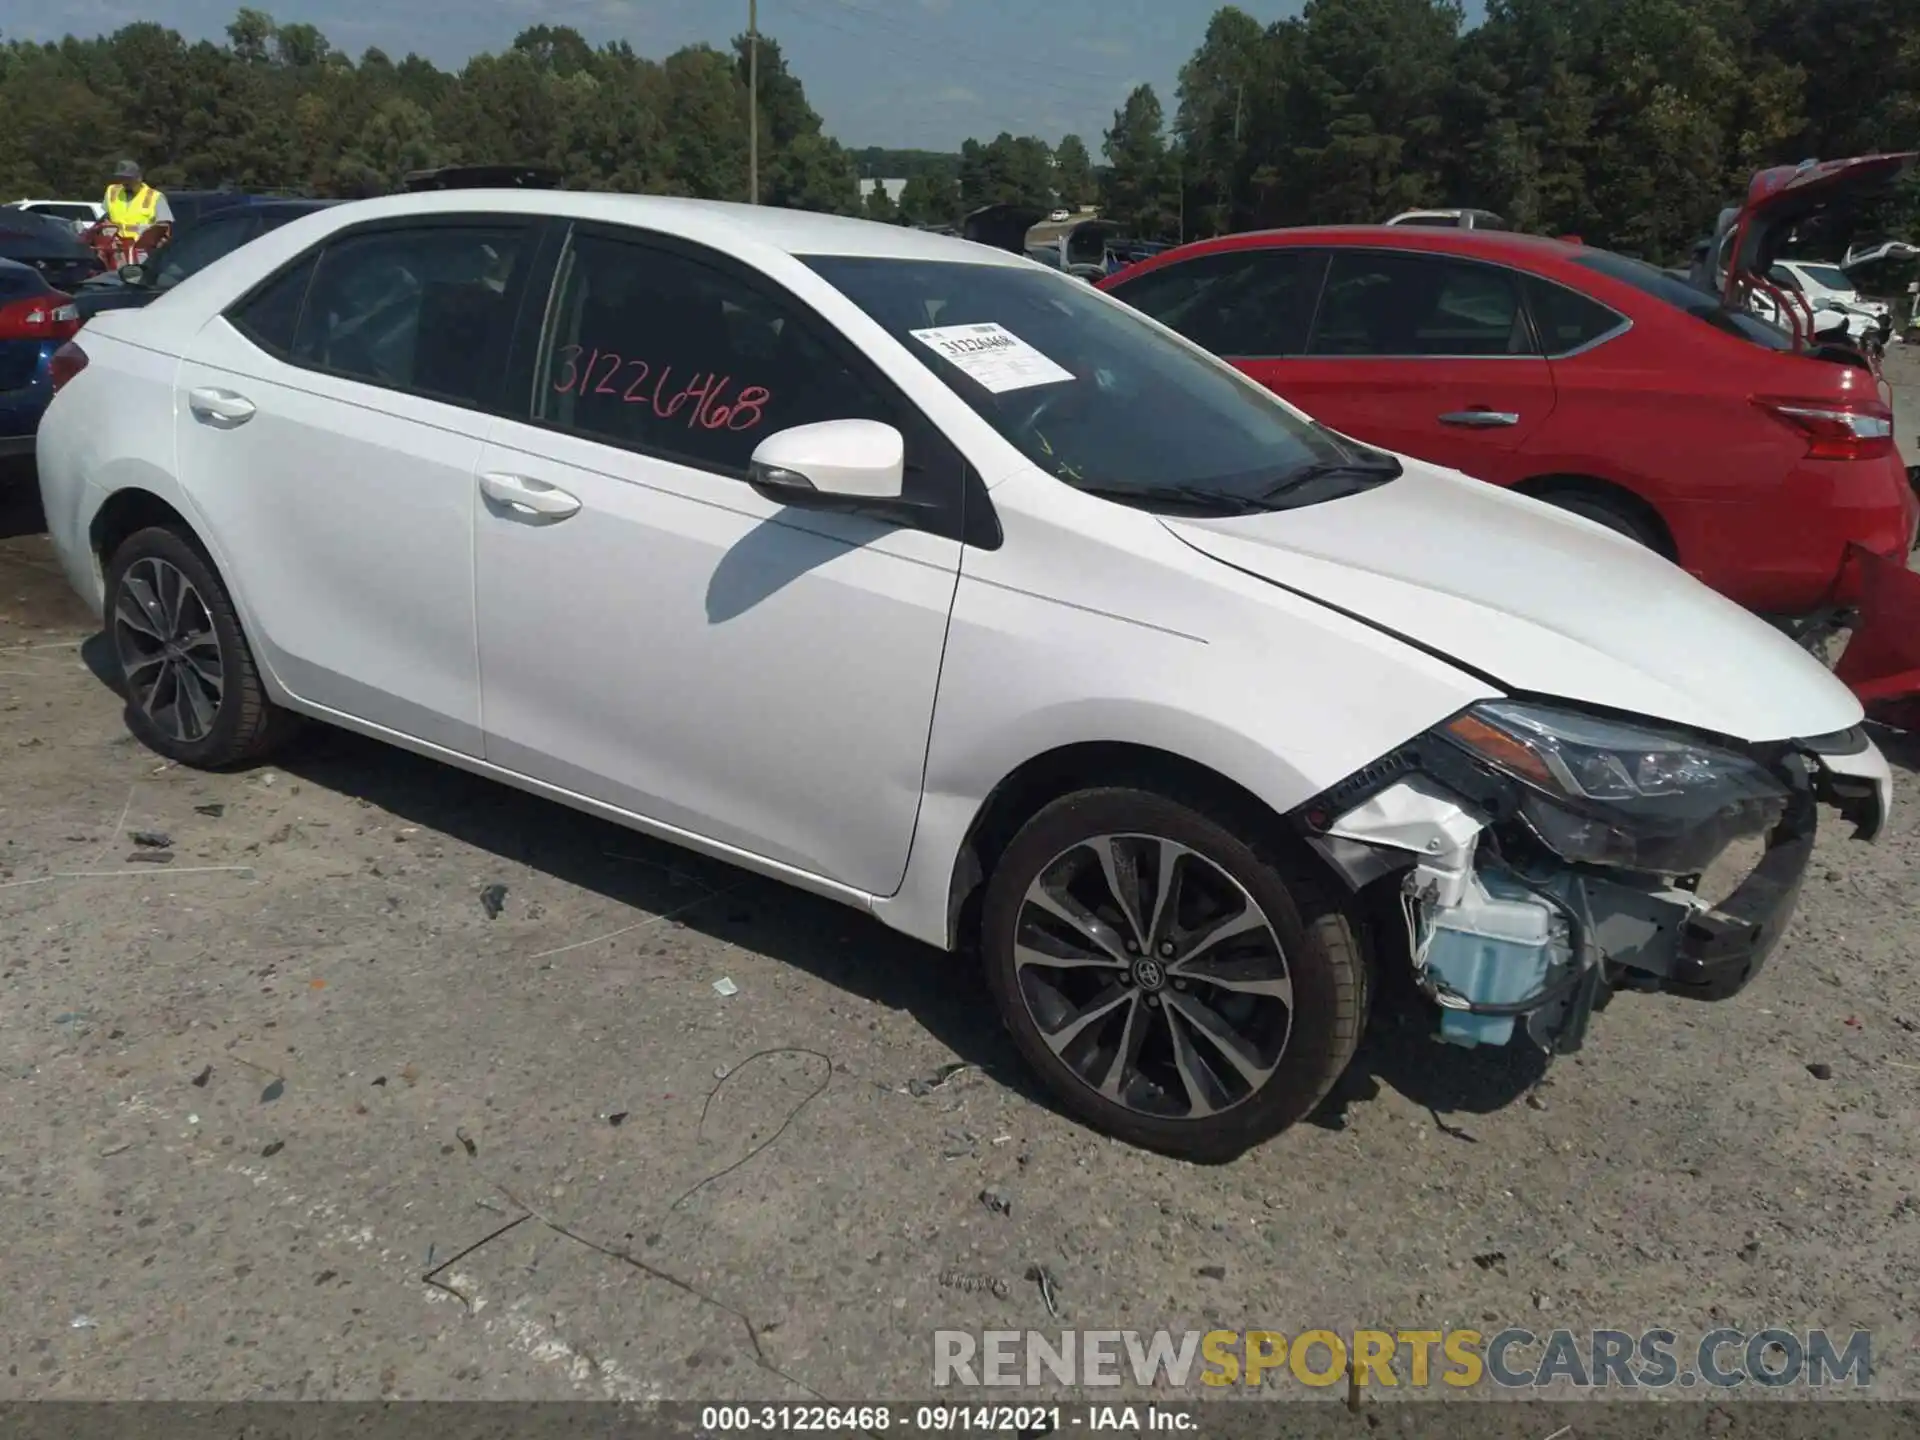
[319,188,1030,268]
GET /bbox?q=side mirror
[117,263,145,286]
[748,420,905,505]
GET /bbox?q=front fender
[871,551,1497,949]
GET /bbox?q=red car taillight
[48,341,89,394]
[0,292,80,343]
[1752,396,1895,461]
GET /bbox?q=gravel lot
[1,350,1918,1407]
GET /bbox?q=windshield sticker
[909,322,1075,394]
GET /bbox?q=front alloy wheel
[1013,835,1294,1120]
[982,787,1366,1161]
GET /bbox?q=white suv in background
[9,199,105,232]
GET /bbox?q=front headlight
[1438,701,1790,875]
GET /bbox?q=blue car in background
[0,256,79,463]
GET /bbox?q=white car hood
[1163,461,1865,744]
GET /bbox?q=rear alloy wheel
[981,788,1365,1161]
[107,525,296,767]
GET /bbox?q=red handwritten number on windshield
[551,345,582,393]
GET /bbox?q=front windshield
[1572,248,1793,352]
[803,255,1396,512]
[1794,263,1854,294]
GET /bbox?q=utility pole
[748,0,760,205]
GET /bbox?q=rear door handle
[479,471,581,519]
[1438,409,1520,428]
[187,387,255,426]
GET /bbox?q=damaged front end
[1293,701,1891,1055]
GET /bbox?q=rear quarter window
[1572,249,1793,353]
[1522,276,1628,356]
[226,254,318,359]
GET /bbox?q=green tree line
[1108,0,1920,259]
[0,10,867,213]
[5,1,1914,263]
[886,0,1920,258]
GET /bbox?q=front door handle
[479,471,581,519]
[187,387,255,426]
[1438,409,1520,428]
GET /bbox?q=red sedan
[1096,224,1916,626]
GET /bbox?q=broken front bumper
[1650,773,1815,1002]
[1301,725,1890,1049]
[1603,728,1885,1001]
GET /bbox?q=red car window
[1308,250,1534,358]
[1107,248,1328,357]
[1520,275,1628,357]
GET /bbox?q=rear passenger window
[1109,249,1327,357]
[289,223,527,408]
[1522,276,1626,356]
[1309,251,1534,358]
[529,230,898,474]
[227,254,317,359]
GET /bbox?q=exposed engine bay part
[1300,709,1887,1057]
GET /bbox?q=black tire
[104,524,298,767]
[980,786,1367,1162]
[1536,489,1662,551]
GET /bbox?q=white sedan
[35,190,1889,1159]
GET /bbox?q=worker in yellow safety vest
[104,160,161,239]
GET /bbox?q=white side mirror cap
[748,419,905,502]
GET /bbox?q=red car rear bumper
[1835,541,1920,724]
[1668,453,1918,615]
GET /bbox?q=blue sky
[2,0,1484,152]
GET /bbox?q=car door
[1273,248,1558,480]
[174,215,536,755]
[471,223,966,894]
